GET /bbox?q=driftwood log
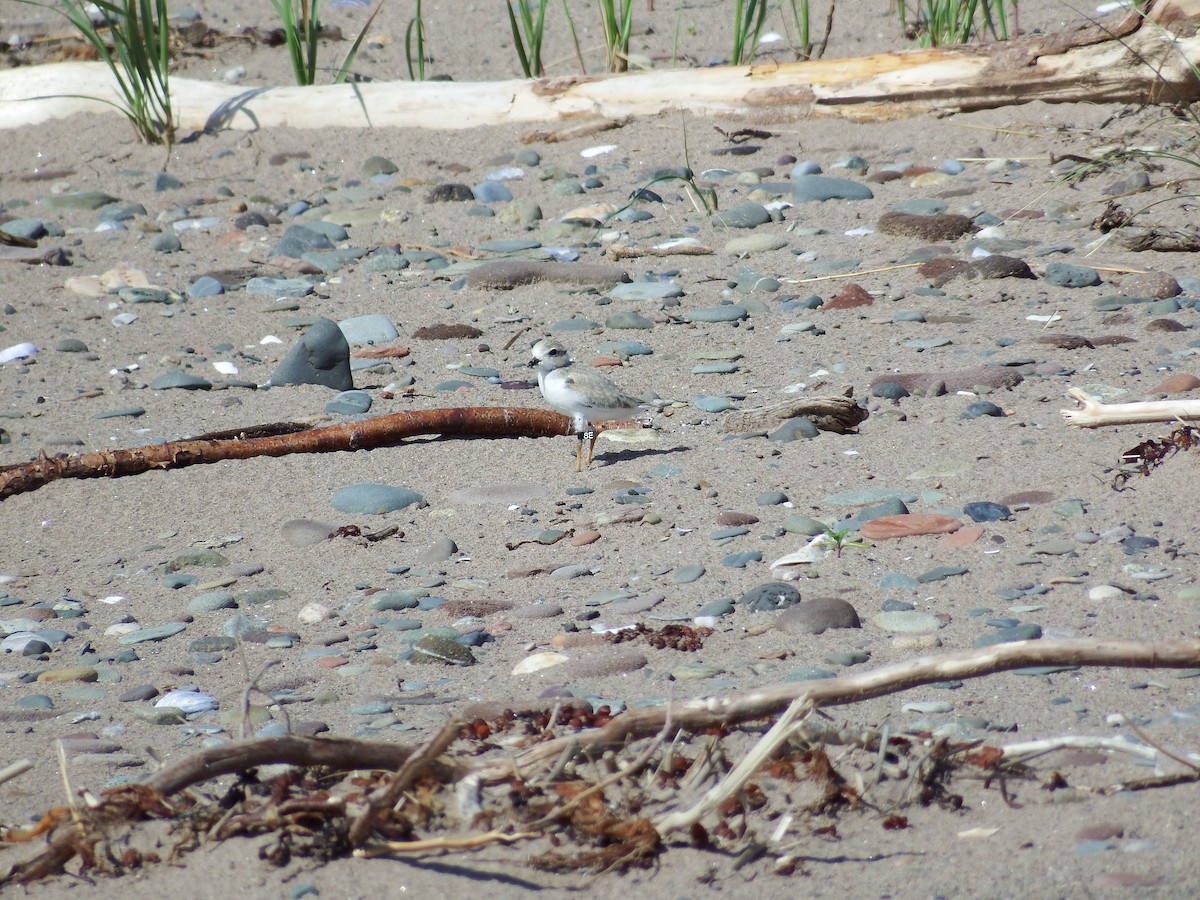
[1,1,1199,133]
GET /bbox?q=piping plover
[528,338,650,471]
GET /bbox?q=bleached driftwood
[1061,387,1200,427]
[2,1,1200,132]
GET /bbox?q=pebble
[685,305,748,323]
[325,390,373,415]
[739,582,801,612]
[792,175,874,202]
[871,611,943,633]
[281,519,336,546]
[964,501,1011,522]
[725,234,788,254]
[117,623,187,644]
[608,282,682,301]
[860,514,961,539]
[711,202,771,229]
[776,597,861,634]
[1043,262,1101,288]
[331,484,422,514]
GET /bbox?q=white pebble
[580,144,618,158]
[297,602,333,625]
[212,360,239,375]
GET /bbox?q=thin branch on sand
[0,407,572,499]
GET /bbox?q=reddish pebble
[593,356,623,368]
[571,531,601,546]
[825,283,874,309]
[217,229,247,246]
[551,632,609,649]
[315,656,348,669]
[860,514,961,540]
[1076,822,1124,841]
[940,524,984,548]
[1153,373,1200,394]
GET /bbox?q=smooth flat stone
[331,484,423,515]
[609,282,683,301]
[871,611,943,633]
[118,623,187,644]
[793,175,874,203]
[686,305,749,323]
[338,314,399,345]
[917,565,969,583]
[777,597,861,634]
[150,371,211,391]
[860,514,961,540]
[941,525,985,548]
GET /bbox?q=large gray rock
[268,317,353,390]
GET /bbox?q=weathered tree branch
[1061,387,1200,427]
[0,407,572,499]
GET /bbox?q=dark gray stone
[268,317,353,390]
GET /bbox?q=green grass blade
[334,0,385,84]
[507,2,533,77]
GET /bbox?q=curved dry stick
[0,407,572,499]
[480,637,1200,780]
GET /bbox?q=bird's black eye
[549,348,562,356]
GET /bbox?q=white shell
[769,533,835,570]
[0,342,37,365]
[155,690,218,713]
[512,651,568,675]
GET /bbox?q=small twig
[356,829,538,857]
[1117,713,1200,773]
[530,709,676,830]
[240,658,283,739]
[0,759,33,787]
[786,262,921,284]
[654,697,814,836]
[1000,734,1158,763]
[347,717,464,847]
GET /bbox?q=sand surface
[1,1,1199,896]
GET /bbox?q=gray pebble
[777,596,861,634]
[325,390,373,415]
[280,519,336,547]
[740,581,801,612]
[331,484,423,515]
